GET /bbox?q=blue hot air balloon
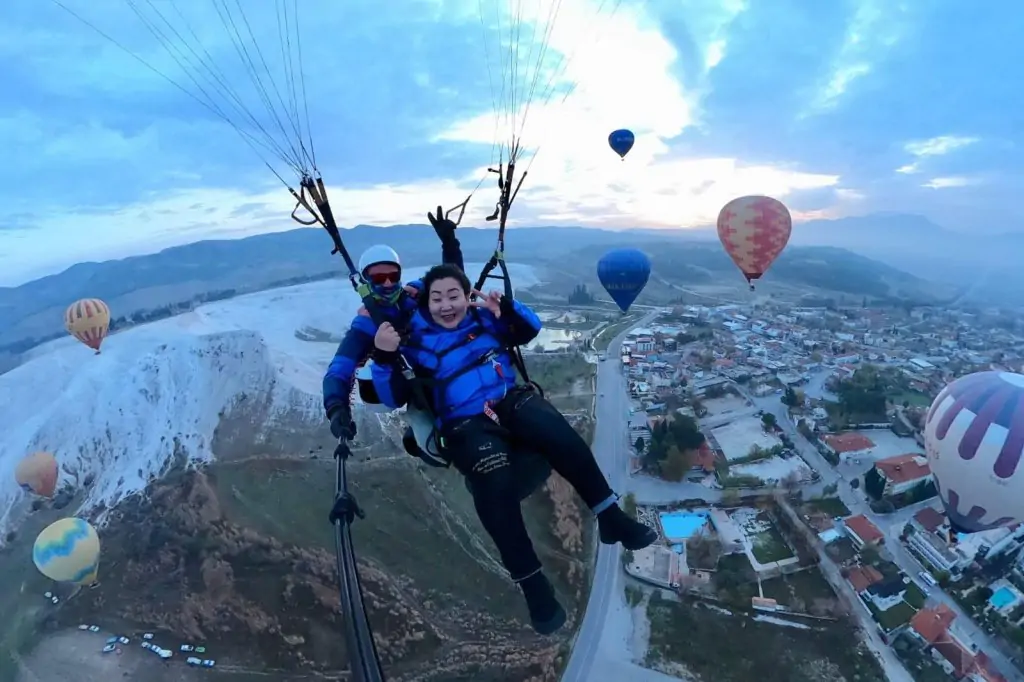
[608,129,635,159]
[597,248,651,312]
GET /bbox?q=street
[561,311,679,682]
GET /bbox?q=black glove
[328,406,357,441]
[427,205,458,244]
[498,294,516,319]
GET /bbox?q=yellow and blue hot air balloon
[33,517,101,586]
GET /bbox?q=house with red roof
[907,605,1007,681]
[843,514,885,549]
[873,453,933,496]
[822,432,875,462]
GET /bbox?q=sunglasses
[366,270,401,286]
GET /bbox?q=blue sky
[0,0,1021,284]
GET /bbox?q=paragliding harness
[355,162,551,498]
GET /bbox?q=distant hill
[543,239,947,306]
[0,223,942,357]
[675,213,1024,308]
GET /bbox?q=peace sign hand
[470,289,503,318]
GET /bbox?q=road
[561,311,680,682]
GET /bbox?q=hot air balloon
[608,129,635,160]
[15,451,58,498]
[923,371,1024,534]
[716,195,792,289]
[597,248,651,313]
[33,517,101,586]
[64,298,111,354]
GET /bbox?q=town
[600,301,1024,682]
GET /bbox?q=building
[907,605,1007,681]
[957,525,1024,565]
[628,414,651,451]
[874,453,933,495]
[913,507,948,535]
[907,524,972,577]
[847,564,884,593]
[865,576,908,613]
[822,433,875,462]
[844,514,885,549]
[635,336,655,352]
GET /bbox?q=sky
[1,0,1022,285]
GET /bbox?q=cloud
[893,135,979,175]
[804,0,911,115]
[922,176,977,189]
[3,0,1024,284]
[905,135,979,158]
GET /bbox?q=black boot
[517,571,566,635]
[597,504,657,550]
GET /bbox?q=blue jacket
[370,299,542,426]
[321,241,464,417]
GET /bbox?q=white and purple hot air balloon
[924,371,1024,534]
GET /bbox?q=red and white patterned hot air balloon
[924,371,1024,534]
[716,195,792,289]
[64,298,111,354]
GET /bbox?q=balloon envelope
[597,248,651,312]
[716,196,792,284]
[15,451,58,498]
[608,129,635,159]
[33,517,101,585]
[924,371,1024,534]
[65,298,111,353]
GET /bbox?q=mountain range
[2,213,991,364]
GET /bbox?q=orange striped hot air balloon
[64,298,111,354]
[716,195,792,290]
[15,451,59,498]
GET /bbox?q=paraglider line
[329,439,386,682]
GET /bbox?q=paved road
[562,311,681,682]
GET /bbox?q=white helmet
[358,245,401,276]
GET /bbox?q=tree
[863,467,886,500]
[634,436,645,455]
[661,446,691,482]
[782,386,799,407]
[761,413,777,430]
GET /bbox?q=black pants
[442,389,615,580]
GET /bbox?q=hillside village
[606,301,1024,682]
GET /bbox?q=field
[646,595,885,682]
[593,316,642,352]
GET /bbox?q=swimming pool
[990,586,1017,610]
[659,511,709,541]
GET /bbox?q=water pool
[659,511,709,540]
[990,586,1017,610]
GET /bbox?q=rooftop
[845,514,884,545]
[875,453,931,484]
[913,507,946,533]
[823,432,875,454]
[847,564,883,592]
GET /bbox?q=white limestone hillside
[0,263,539,535]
